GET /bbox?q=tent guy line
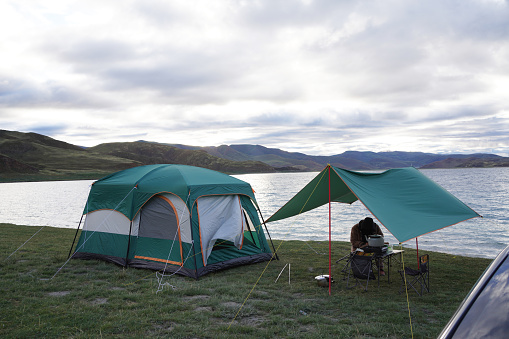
[53,185,138,279]
[156,191,191,293]
[4,225,46,261]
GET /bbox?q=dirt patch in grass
[253,290,269,296]
[244,298,267,304]
[299,324,315,333]
[152,321,175,332]
[182,295,210,301]
[47,291,71,297]
[72,271,89,275]
[195,306,213,312]
[91,298,108,305]
[239,315,266,327]
[222,301,242,308]
[110,286,125,291]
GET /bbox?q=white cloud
[0,0,508,156]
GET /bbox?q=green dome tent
[70,164,274,279]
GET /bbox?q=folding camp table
[338,249,404,289]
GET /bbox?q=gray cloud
[0,77,84,108]
[0,0,508,156]
[29,124,70,137]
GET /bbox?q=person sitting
[350,217,385,275]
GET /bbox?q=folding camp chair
[336,252,354,280]
[346,252,376,291]
[399,254,430,296]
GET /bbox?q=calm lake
[1,168,508,259]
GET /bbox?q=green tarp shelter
[71,164,273,279]
[266,165,480,294]
[267,165,480,243]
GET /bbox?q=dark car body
[438,245,509,338]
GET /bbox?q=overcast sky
[1,0,508,156]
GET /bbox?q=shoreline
[3,166,509,184]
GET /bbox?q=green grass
[1,224,492,338]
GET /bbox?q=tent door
[134,195,183,265]
[197,195,245,266]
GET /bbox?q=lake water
[1,168,508,259]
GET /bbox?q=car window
[452,255,509,338]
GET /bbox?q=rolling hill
[0,130,274,181]
[88,142,275,174]
[1,129,507,182]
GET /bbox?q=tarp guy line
[228,169,330,328]
[271,168,330,257]
[400,246,415,338]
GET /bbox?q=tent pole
[190,197,200,280]
[67,214,84,259]
[124,186,138,268]
[125,220,134,268]
[243,213,257,245]
[255,204,279,260]
[416,237,420,269]
[328,165,332,295]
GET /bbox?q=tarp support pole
[328,165,332,295]
[255,204,279,260]
[68,214,84,259]
[416,237,420,269]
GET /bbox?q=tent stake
[275,263,288,283]
[274,263,291,284]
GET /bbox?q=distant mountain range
[1,129,508,182]
[163,143,509,171]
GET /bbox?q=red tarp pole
[328,165,332,295]
[416,237,420,269]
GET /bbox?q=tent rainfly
[70,164,274,279]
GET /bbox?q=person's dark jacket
[350,222,383,251]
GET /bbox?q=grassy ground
[0,224,491,338]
